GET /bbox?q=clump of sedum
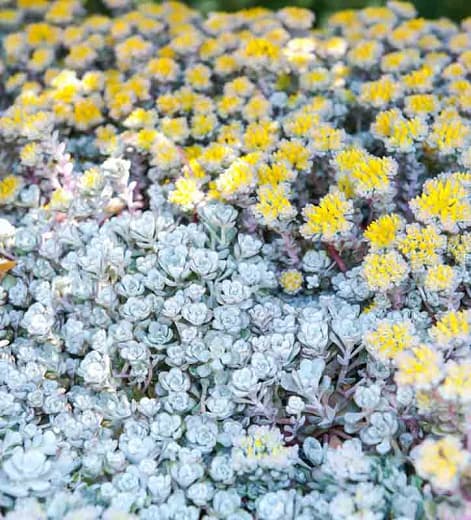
[0,0,471,518]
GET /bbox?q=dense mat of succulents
[0,0,471,518]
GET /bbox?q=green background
[87,0,471,21]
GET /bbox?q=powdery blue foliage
[0,1,471,518]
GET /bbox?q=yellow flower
[362,250,409,291]
[240,38,281,67]
[371,109,402,139]
[384,117,427,152]
[395,344,443,389]
[333,147,368,174]
[156,93,181,116]
[283,111,320,138]
[191,113,217,140]
[311,125,345,154]
[336,174,355,198]
[428,117,470,155]
[95,125,118,155]
[28,48,54,72]
[351,156,397,197]
[160,117,189,143]
[243,95,271,122]
[0,8,21,27]
[146,57,180,82]
[347,40,383,68]
[257,163,294,186]
[168,177,204,211]
[364,320,417,361]
[135,129,159,151]
[328,9,358,29]
[215,159,255,198]
[0,176,22,205]
[278,6,314,30]
[63,26,86,47]
[380,49,420,73]
[126,75,150,102]
[279,270,303,294]
[412,436,468,491]
[299,68,330,92]
[361,6,396,24]
[404,94,439,117]
[440,362,471,403]
[410,175,471,232]
[214,54,239,76]
[244,121,278,152]
[184,146,202,160]
[224,77,254,98]
[398,224,446,270]
[301,190,353,242]
[185,64,212,91]
[115,36,152,70]
[274,140,310,171]
[46,0,76,24]
[20,143,41,167]
[50,70,80,104]
[150,138,181,171]
[364,214,403,250]
[217,95,243,118]
[45,188,72,211]
[198,143,234,172]
[26,22,60,47]
[430,310,470,347]
[254,184,296,225]
[81,71,104,94]
[123,108,156,130]
[403,66,434,92]
[80,168,103,193]
[217,123,243,147]
[424,264,458,293]
[360,75,402,108]
[234,425,296,469]
[73,98,103,131]
[5,72,27,94]
[65,45,97,69]
[199,38,222,60]
[448,233,471,264]
[108,90,135,120]
[183,159,206,180]
[18,0,49,11]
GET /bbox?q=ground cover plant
[0,0,471,518]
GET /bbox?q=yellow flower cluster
[430,310,471,347]
[279,269,303,294]
[0,175,22,205]
[362,250,409,291]
[412,436,469,491]
[410,174,471,232]
[300,190,353,242]
[398,224,446,270]
[364,214,403,250]
[364,319,417,361]
[395,344,443,389]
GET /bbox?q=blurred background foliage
[87,0,471,23]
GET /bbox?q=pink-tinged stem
[282,232,299,265]
[327,244,347,273]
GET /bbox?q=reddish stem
[326,244,347,273]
